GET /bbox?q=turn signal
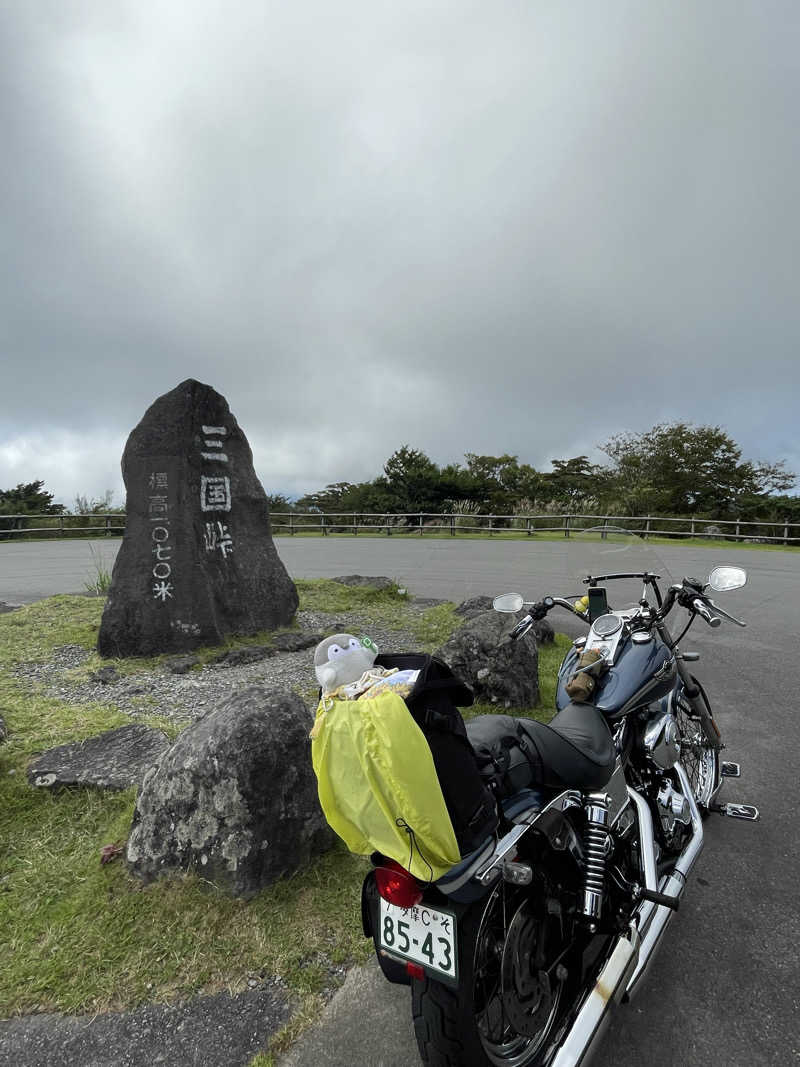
[375,859,423,909]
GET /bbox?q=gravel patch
[0,983,292,1067]
[11,608,438,724]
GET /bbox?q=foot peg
[638,886,680,911]
[714,802,760,821]
[721,762,741,778]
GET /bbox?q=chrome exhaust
[550,923,640,1067]
[624,762,704,998]
[549,764,704,1066]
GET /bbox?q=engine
[640,709,681,770]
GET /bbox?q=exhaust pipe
[550,923,640,1067]
[550,763,704,1066]
[624,762,704,998]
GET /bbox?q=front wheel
[412,880,571,1067]
[674,684,720,811]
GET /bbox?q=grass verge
[0,583,565,1030]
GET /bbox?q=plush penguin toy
[314,634,379,695]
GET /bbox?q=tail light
[375,858,423,909]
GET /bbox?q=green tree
[599,423,795,516]
[542,456,606,512]
[377,446,446,513]
[0,480,64,515]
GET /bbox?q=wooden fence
[4,511,796,543]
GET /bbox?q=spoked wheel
[412,880,571,1067]
[674,692,720,811]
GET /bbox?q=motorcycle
[359,529,759,1066]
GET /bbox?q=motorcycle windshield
[565,526,674,612]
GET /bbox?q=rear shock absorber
[581,792,611,927]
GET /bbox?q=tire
[411,879,569,1067]
[674,684,720,812]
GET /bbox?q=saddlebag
[375,653,500,855]
[465,714,544,796]
[310,654,499,877]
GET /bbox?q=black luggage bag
[374,653,499,856]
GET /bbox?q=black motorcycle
[360,529,758,1067]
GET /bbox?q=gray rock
[703,525,724,537]
[455,596,554,641]
[126,687,333,896]
[164,655,202,675]
[89,666,121,685]
[435,610,539,709]
[27,724,170,791]
[531,618,555,645]
[331,575,395,591]
[271,631,323,653]
[0,602,22,615]
[212,645,276,667]
[98,379,298,658]
[454,595,494,619]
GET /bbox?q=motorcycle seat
[537,702,617,789]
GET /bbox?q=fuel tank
[557,635,677,720]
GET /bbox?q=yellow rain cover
[311,690,461,881]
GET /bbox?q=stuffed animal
[314,633,379,695]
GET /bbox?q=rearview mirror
[707,566,747,592]
[493,593,524,613]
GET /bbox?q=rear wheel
[412,880,570,1066]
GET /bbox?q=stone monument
[98,379,298,657]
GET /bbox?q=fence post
[601,517,609,540]
[526,517,531,537]
[386,514,391,536]
[564,515,570,539]
[353,513,358,536]
[784,524,789,546]
[419,513,423,537]
[321,515,327,537]
[690,518,696,537]
[735,520,740,540]
[644,516,650,539]
[489,515,493,537]
[105,515,111,536]
[451,514,455,537]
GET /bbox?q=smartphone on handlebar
[588,586,609,622]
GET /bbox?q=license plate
[378,899,458,981]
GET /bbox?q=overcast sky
[2,1,798,508]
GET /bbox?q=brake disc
[500,901,554,1038]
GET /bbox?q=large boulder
[435,611,540,709]
[455,596,554,643]
[27,724,170,790]
[98,379,298,657]
[126,687,333,897]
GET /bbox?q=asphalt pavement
[2,536,798,1066]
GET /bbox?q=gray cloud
[2,0,798,505]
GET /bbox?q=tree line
[2,422,797,531]
[283,422,797,524]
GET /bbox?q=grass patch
[273,530,800,552]
[0,582,566,1032]
[294,578,404,618]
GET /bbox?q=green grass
[271,529,800,551]
[0,582,566,1034]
